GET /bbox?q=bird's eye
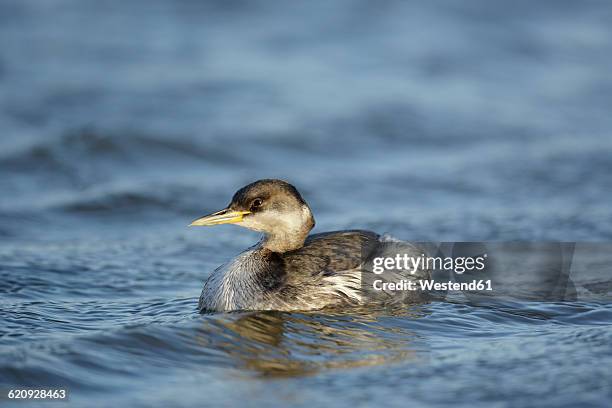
[250,198,263,210]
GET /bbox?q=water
[1,1,612,406]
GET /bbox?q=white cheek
[237,215,269,232]
[274,209,306,233]
[237,207,309,233]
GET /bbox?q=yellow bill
[189,209,251,226]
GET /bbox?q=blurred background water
[1,0,611,407]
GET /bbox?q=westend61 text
[372,279,493,292]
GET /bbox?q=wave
[57,186,196,214]
[0,128,244,174]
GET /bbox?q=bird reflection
[195,306,427,378]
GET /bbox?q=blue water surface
[1,1,611,407]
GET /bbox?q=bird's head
[190,179,315,252]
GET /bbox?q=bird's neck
[262,231,308,253]
[261,205,315,253]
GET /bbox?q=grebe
[190,179,430,312]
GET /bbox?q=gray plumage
[193,180,431,312]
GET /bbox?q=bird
[190,179,430,312]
